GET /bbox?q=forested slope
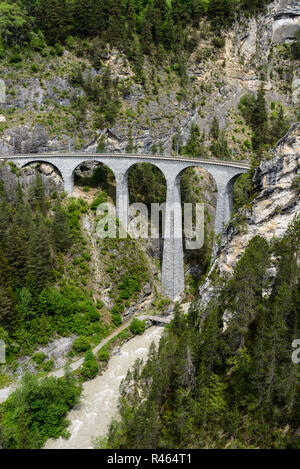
[99,220,300,449]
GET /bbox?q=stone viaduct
[3,153,249,300]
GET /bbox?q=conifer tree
[27,220,52,292]
[0,286,15,326]
[51,201,72,253]
[225,236,270,348]
[251,84,268,151]
[5,223,29,289]
[37,0,62,45]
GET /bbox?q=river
[44,326,163,449]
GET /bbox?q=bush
[291,175,300,193]
[30,31,47,52]
[9,53,22,64]
[212,37,225,49]
[81,350,99,380]
[43,359,54,372]
[0,373,81,449]
[72,336,90,353]
[118,275,140,299]
[130,318,146,335]
[90,192,108,211]
[112,312,122,326]
[97,347,110,362]
[55,43,64,56]
[30,64,39,73]
[85,305,100,322]
[32,352,47,365]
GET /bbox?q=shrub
[118,275,140,299]
[30,64,39,73]
[97,347,109,362]
[81,350,99,380]
[0,373,81,449]
[130,318,146,335]
[90,192,108,211]
[9,53,22,64]
[291,175,300,193]
[85,305,100,322]
[72,336,90,353]
[43,360,54,372]
[32,352,47,365]
[30,31,47,52]
[112,312,122,326]
[55,43,64,56]
[212,37,225,49]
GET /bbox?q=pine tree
[5,223,29,289]
[73,0,94,38]
[0,200,10,243]
[0,248,10,286]
[225,236,270,349]
[27,220,52,292]
[251,84,268,152]
[210,116,219,140]
[37,0,62,45]
[270,105,290,147]
[106,0,125,46]
[0,286,15,326]
[51,201,72,253]
[28,172,47,214]
[185,124,206,156]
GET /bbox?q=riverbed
[44,326,163,449]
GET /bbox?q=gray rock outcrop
[199,123,300,307]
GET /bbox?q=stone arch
[175,163,217,189]
[71,159,117,202]
[226,172,246,214]
[175,165,218,279]
[175,164,218,207]
[20,160,64,182]
[125,160,167,207]
[126,161,167,255]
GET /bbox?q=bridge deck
[1,152,250,170]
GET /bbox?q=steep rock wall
[199,123,300,306]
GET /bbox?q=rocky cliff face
[199,123,300,307]
[0,0,299,157]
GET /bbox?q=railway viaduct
[3,153,249,299]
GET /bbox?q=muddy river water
[44,326,163,449]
